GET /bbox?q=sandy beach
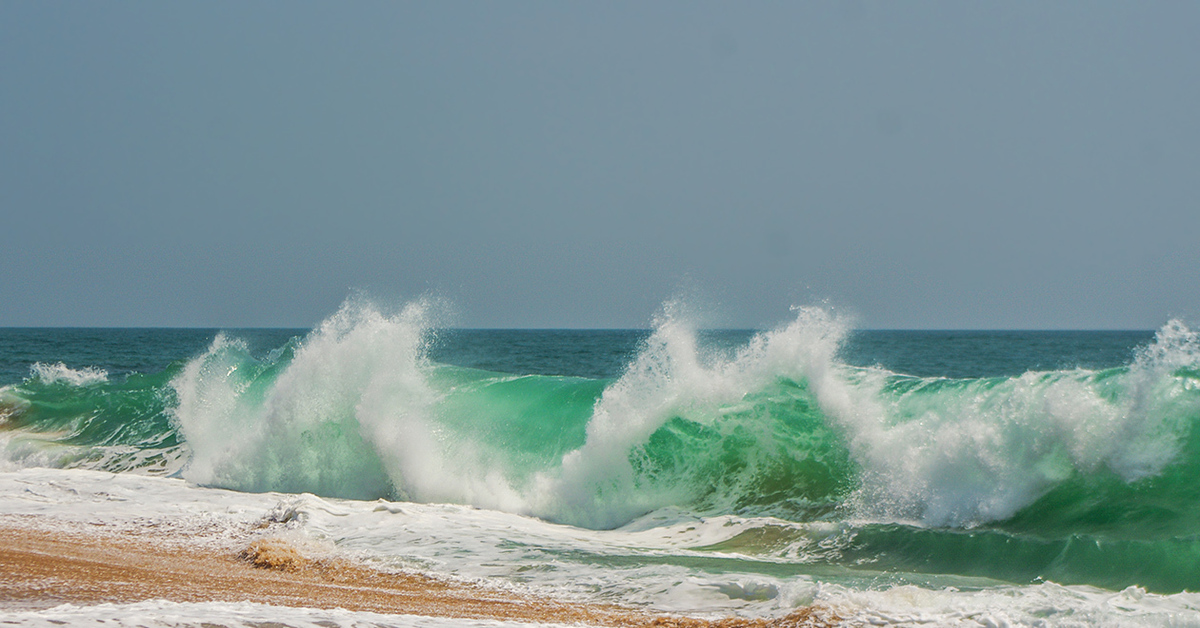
[0,521,839,627]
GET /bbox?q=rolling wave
[3,301,1200,590]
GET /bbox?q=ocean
[3,300,1200,626]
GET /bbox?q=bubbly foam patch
[0,600,584,628]
[824,581,1200,628]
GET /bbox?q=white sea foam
[1,599,582,628]
[171,298,537,514]
[29,362,108,386]
[833,320,1200,528]
[824,581,1200,628]
[172,302,420,500]
[3,467,1200,626]
[0,429,65,472]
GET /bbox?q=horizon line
[0,325,1161,333]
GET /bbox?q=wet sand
[0,523,839,627]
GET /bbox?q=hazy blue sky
[3,2,1197,329]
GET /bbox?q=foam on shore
[5,467,1200,627]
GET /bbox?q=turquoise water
[5,305,1199,596]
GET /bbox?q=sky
[2,2,1198,329]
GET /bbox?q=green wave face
[630,377,856,521]
[4,309,1200,592]
[0,368,183,474]
[425,367,602,477]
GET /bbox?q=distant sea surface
[0,326,1153,384]
[3,305,1199,626]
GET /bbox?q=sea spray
[30,362,109,386]
[536,304,856,528]
[170,299,543,510]
[168,300,862,527]
[170,301,430,500]
[64,300,1200,539]
[838,319,1200,529]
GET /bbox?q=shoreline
[0,522,839,627]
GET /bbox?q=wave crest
[840,319,1200,528]
[29,362,109,386]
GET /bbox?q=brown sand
[0,524,840,627]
